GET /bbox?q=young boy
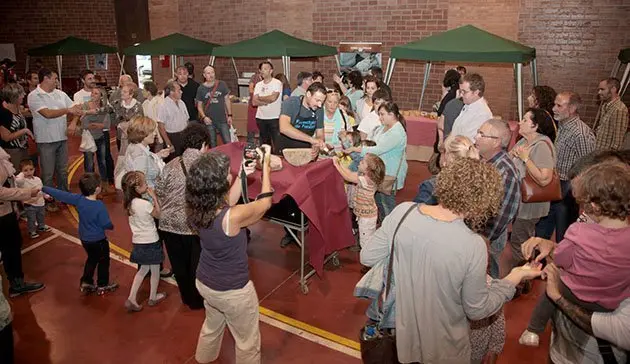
[42,173,118,294]
[15,159,51,238]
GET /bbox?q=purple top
[196,207,249,291]
[555,222,630,310]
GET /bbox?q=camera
[244,143,262,167]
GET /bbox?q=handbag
[79,130,97,153]
[360,203,417,364]
[520,138,562,203]
[378,152,405,196]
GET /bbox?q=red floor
[5,136,551,363]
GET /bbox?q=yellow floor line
[65,150,362,354]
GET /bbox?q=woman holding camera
[187,145,273,364]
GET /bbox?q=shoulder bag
[520,138,562,203]
[378,152,405,196]
[360,203,417,364]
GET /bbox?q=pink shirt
[555,222,630,310]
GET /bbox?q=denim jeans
[84,134,114,183]
[207,121,231,148]
[489,229,508,279]
[24,204,46,234]
[375,191,396,222]
[81,239,110,287]
[535,180,578,242]
[37,140,68,191]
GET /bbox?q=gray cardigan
[361,202,516,364]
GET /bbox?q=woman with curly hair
[360,157,542,364]
[414,134,479,205]
[519,161,630,348]
[187,146,272,364]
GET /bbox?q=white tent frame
[384,58,538,121]
[611,58,630,97]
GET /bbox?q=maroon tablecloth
[214,142,355,276]
[406,116,437,146]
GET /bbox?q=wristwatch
[228,114,233,117]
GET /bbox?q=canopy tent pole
[209,56,215,66]
[171,54,176,78]
[85,55,90,69]
[25,56,29,74]
[610,59,621,77]
[620,63,630,97]
[56,55,62,89]
[515,63,524,121]
[282,56,290,80]
[231,58,239,79]
[531,59,539,86]
[334,54,341,74]
[383,58,391,84]
[384,58,396,85]
[418,62,431,110]
[118,54,126,75]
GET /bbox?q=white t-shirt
[73,89,92,105]
[450,97,493,143]
[129,198,159,244]
[27,85,74,143]
[358,111,381,141]
[14,173,45,206]
[592,298,630,350]
[157,97,189,133]
[254,78,283,120]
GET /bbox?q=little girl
[122,171,167,312]
[519,161,630,346]
[339,130,375,172]
[332,153,385,248]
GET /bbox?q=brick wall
[0,0,120,94]
[146,0,628,122]
[5,0,626,122]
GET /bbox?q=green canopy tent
[27,36,118,88]
[210,29,339,79]
[123,33,220,78]
[385,25,537,120]
[610,48,630,97]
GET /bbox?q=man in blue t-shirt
[277,82,327,154]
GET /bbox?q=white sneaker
[519,330,540,347]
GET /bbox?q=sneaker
[148,292,167,306]
[96,282,119,295]
[30,232,40,239]
[9,279,45,297]
[45,203,59,213]
[124,300,143,313]
[160,269,173,278]
[280,234,294,248]
[80,282,97,294]
[519,330,540,347]
[38,225,52,233]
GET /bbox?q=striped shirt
[486,150,521,242]
[555,116,595,181]
[594,98,629,151]
[353,175,378,218]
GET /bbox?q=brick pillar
[148,0,180,89]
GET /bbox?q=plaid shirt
[555,116,595,181]
[486,150,521,242]
[594,98,629,151]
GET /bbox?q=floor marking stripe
[21,233,60,254]
[64,145,362,357]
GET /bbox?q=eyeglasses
[477,131,499,139]
[326,89,339,94]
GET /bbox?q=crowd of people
[0,56,628,364]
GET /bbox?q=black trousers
[0,213,24,282]
[81,239,110,287]
[256,118,279,151]
[0,323,14,364]
[162,231,204,309]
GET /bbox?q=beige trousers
[195,279,261,364]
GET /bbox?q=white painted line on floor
[21,233,61,254]
[45,227,360,358]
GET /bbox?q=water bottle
[362,324,377,341]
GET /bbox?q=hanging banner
[338,42,382,76]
